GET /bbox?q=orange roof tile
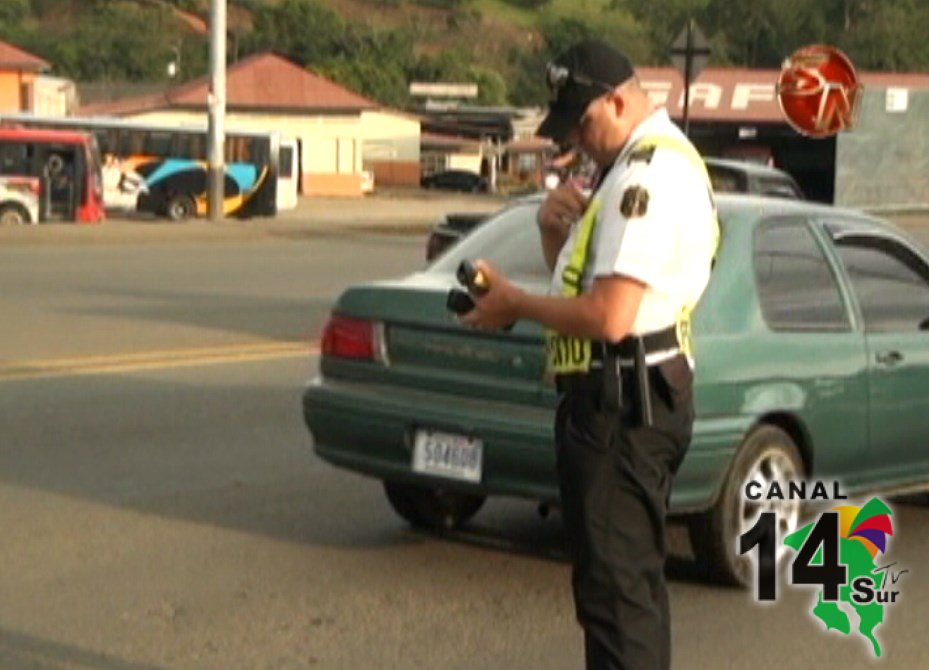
[0,40,50,72]
[78,52,379,116]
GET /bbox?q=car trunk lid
[324,272,548,405]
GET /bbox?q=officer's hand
[460,260,522,331]
[537,181,588,233]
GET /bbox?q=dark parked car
[304,193,929,585]
[425,212,490,261]
[422,159,803,261]
[421,169,488,193]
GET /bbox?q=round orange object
[777,45,862,138]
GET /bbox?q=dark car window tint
[279,146,294,178]
[754,219,850,331]
[430,203,549,282]
[143,131,173,158]
[835,237,929,332]
[707,165,746,193]
[0,141,32,174]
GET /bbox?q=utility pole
[207,0,227,221]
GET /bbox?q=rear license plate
[412,429,483,483]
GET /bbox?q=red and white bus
[0,127,105,224]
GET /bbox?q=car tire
[383,481,485,530]
[166,194,196,221]
[688,424,805,587]
[0,203,31,226]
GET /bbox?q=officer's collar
[616,107,671,165]
[589,109,668,191]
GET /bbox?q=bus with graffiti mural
[0,114,298,221]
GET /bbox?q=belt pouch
[599,354,622,413]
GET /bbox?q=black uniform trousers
[555,353,694,670]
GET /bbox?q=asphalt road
[2,209,929,669]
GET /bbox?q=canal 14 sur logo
[738,479,909,658]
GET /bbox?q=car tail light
[321,314,388,363]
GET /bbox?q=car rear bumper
[304,375,559,502]
[303,375,746,513]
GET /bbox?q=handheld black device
[456,260,489,296]
[446,288,476,315]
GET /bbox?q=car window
[753,218,850,331]
[707,165,746,193]
[0,141,32,175]
[429,202,550,282]
[142,131,173,158]
[279,146,294,178]
[834,236,929,332]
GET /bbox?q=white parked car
[0,176,40,225]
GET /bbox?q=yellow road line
[0,341,320,381]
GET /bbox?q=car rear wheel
[689,425,805,586]
[383,481,485,530]
[0,203,30,226]
[166,194,196,221]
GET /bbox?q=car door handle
[875,350,903,367]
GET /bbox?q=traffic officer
[462,40,718,669]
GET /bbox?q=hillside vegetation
[1,0,928,107]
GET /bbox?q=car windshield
[429,202,550,283]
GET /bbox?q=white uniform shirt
[550,108,716,346]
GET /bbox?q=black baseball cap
[537,40,635,143]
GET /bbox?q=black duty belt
[556,325,681,428]
[608,325,678,358]
[591,325,679,365]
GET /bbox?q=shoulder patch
[620,186,649,218]
[627,144,656,165]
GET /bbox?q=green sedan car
[303,193,929,585]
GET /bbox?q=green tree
[19,1,204,81]
[836,0,929,70]
[471,66,508,105]
[539,5,650,64]
[501,0,552,7]
[0,0,30,24]
[316,23,419,106]
[412,0,469,7]
[245,0,347,66]
[505,4,650,106]
[622,0,711,62]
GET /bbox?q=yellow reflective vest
[545,134,719,376]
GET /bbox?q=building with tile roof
[0,39,75,116]
[78,52,421,196]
